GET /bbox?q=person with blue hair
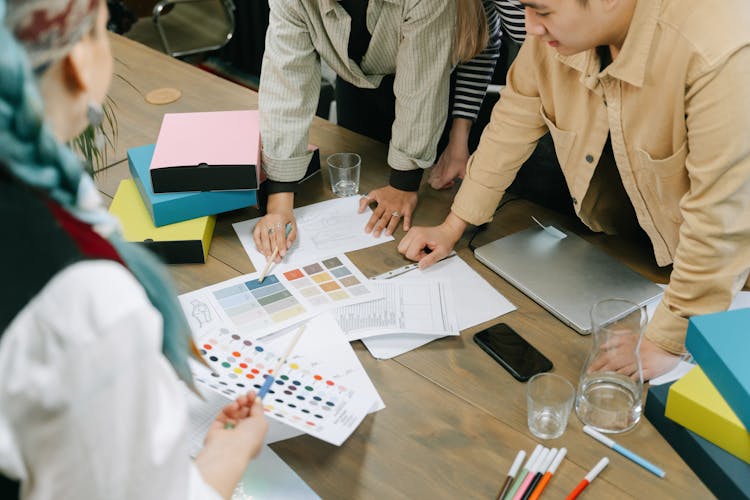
[0,1,267,498]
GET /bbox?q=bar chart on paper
[335,280,459,340]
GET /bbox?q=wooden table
[100,34,709,499]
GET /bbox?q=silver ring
[273,222,282,229]
[391,210,401,218]
[268,227,275,235]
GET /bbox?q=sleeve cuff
[645,300,690,355]
[389,167,424,192]
[262,151,313,182]
[264,180,299,195]
[451,176,505,226]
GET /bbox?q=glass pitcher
[575,299,647,433]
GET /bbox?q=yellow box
[109,180,215,264]
[666,366,750,464]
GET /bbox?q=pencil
[258,223,292,283]
[528,447,566,500]
[582,426,665,478]
[496,450,527,500]
[257,323,307,399]
[564,457,608,500]
[258,247,279,283]
[520,448,557,500]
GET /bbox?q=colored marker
[520,448,557,500]
[496,450,527,500]
[528,447,567,500]
[512,447,550,500]
[582,426,666,478]
[257,323,306,399]
[565,457,608,500]
[503,445,543,500]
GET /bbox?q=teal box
[128,144,257,227]
[686,308,750,430]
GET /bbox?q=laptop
[473,225,663,334]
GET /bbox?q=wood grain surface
[98,34,709,499]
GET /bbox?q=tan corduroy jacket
[453,0,750,353]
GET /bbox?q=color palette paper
[179,254,379,339]
[190,313,382,446]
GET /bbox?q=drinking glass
[575,299,646,433]
[527,373,575,439]
[327,153,361,197]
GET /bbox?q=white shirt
[0,261,221,500]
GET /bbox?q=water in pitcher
[575,372,642,433]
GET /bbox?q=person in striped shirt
[429,0,525,190]
[255,1,506,260]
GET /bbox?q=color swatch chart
[191,313,381,446]
[179,254,379,339]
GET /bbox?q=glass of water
[575,299,646,433]
[327,153,361,197]
[527,373,575,440]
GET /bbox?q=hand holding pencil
[256,221,293,283]
[252,193,297,263]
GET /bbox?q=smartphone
[473,323,553,381]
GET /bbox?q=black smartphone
[473,323,553,381]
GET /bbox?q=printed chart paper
[179,254,378,339]
[190,313,383,446]
[362,255,516,359]
[335,280,460,340]
[233,197,393,273]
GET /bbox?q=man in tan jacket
[398,0,750,379]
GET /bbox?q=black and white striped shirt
[453,0,526,120]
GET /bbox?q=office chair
[153,0,236,57]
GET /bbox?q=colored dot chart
[179,254,380,340]
[191,313,380,446]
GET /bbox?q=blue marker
[583,425,666,478]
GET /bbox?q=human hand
[205,392,268,461]
[586,334,681,382]
[427,142,469,190]
[397,212,466,268]
[253,192,296,262]
[198,392,269,497]
[358,185,418,237]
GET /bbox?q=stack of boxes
[109,110,319,264]
[645,308,750,498]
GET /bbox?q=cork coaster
[145,87,182,105]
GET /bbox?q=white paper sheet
[178,254,379,339]
[189,313,383,446]
[233,197,393,273]
[335,280,459,340]
[362,256,516,359]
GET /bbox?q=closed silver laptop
[473,226,663,334]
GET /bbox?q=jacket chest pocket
[635,142,689,224]
[540,106,577,171]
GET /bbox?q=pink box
[150,110,261,193]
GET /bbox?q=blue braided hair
[0,0,195,386]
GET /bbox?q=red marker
[565,457,608,500]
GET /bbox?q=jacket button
[586,154,595,163]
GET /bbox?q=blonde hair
[453,0,489,63]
